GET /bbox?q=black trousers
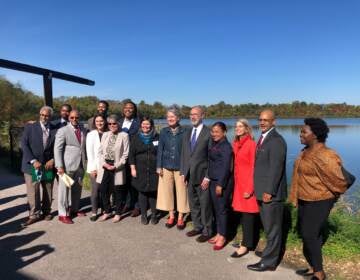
[124,164,139,209]
[209,181,232,236]
[259,200,284,267]
[188,182,213,236]
[240,212,260,250]
[138,191,157,217]
[100,168,127,215]
[298,198,335,272]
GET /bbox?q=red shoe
[176,219,186,230]
[213,240,226,251]
[208,238,217,244]
[165,217,176,228]
[59,216,74,224]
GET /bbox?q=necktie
[75,127,81,144]
[256,135,263,150]
[190,128,197,151]
[42,125,49,149]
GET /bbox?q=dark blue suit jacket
[119,117,140,139]
[21,122,57,174]
[208,138,233,189]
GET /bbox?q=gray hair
[107,114,119,123]
[167,104,182,119]
[39,106,53,116]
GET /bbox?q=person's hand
[243,192,251,199]
[157,168,163,176]
[57,167,65,175]
[44,159,54,170]
[200,178,209,190]
[262,192,272,203]
[90,171,97,178]
[131,168,137,178]
[33,160,42,170]
[181,175,188,185]
[215,185,222,197]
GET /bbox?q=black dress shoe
[89,215,98,222]
[150,215,159,225]
[232,243,240,248]
[247,262,276,272]
[141,215,149,225]
[43,214,52,221]
[196,234,211,243]
[310,276,325,280]
[230,250,249,258]
[254,250,262,257]
[186,229,202,237]
[296,268,314,276]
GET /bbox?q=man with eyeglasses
[247,109,287,272]
[54,110,87,224]
[21,106,57,227]
[52,103,72,129]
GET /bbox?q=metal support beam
[0,58,95,106]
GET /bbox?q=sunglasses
[108,122,118,126]
[69,116,79,120]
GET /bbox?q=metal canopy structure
[0,58,95,107]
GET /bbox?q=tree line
[2,77,360,126]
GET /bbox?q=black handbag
[341,166,356,189]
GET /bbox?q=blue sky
[1,0,360,105]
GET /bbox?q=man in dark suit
[87,100,109,131]
[247,109,287,272]
[118,99,141,217]
[180,106,213,242]
[21,106,57,227]
[52,103,72,129]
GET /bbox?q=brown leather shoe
[130,208,140,217]
[21,217,40,227]
[186,229,202,237]
[43,214,52,221]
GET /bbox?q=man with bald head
[247,110,287,272]
[54,110,87,224]
[180,106,213,242]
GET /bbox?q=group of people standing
[20,100,350,280]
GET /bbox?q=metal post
[43,72,53,107]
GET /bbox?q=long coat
[96,131,129,186]
[232,135,259,213]
[128,132,159,192]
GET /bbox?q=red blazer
[232,135,259,213]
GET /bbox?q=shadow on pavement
[0,223,54,279]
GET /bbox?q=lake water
[155,118,360,208]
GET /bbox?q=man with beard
[52,104,72,129]
[87,100,109,131]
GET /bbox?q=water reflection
[155,118,359,202]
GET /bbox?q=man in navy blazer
[52,103,72,129]
[21,106,57,226]
[247,110,287,272]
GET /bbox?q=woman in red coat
[230,119,260,258]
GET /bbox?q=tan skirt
[156,169,190,213]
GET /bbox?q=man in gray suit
[180,106,213,242]
[54,110,87,224]
[247,109,287,272]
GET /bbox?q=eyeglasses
[108,122,118,126]
[40,114,50,117]
[258,118,273,122]
[69,116,79,120]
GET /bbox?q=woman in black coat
[129,116,159,225]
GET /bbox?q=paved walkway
[0,169,301,280]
